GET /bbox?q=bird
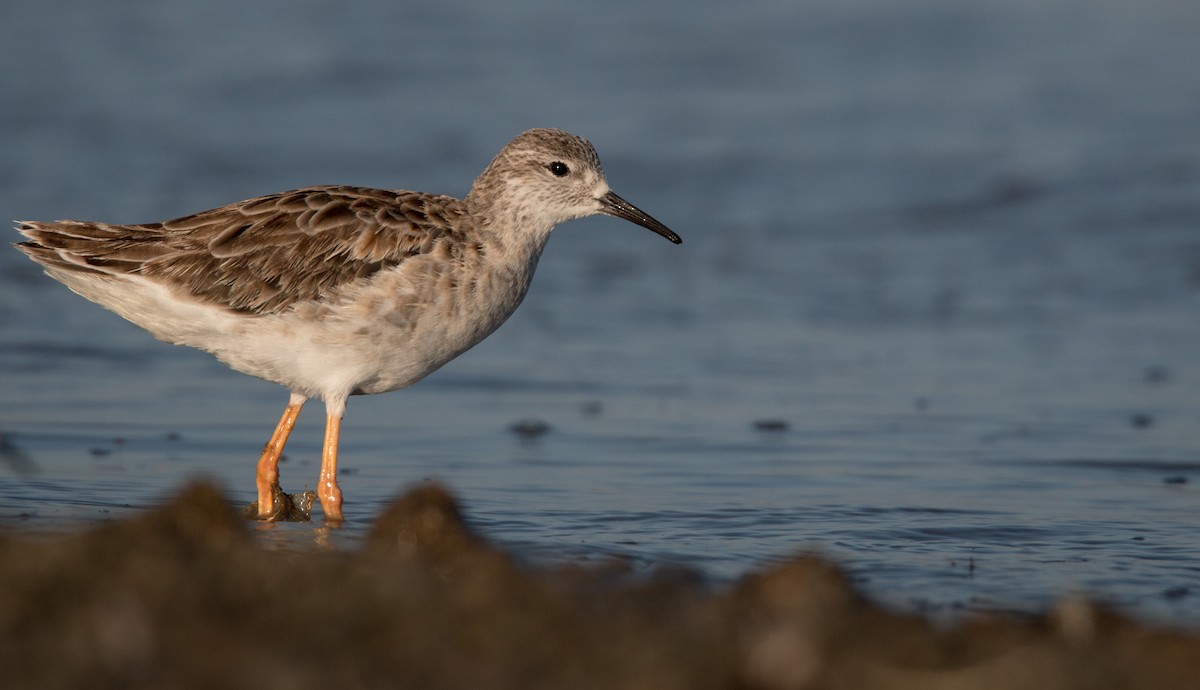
[14,128,681,522]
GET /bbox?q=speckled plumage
[14,128,681,521]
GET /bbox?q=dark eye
[547,161,569,177]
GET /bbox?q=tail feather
[14,239,112,277]
[15,220,166,277]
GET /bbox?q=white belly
[45,249,537,402]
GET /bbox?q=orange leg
[255,394,305,519]
[318,411,345,522]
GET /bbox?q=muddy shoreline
[1,482,1197,689]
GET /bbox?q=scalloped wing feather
[17,185,473,315]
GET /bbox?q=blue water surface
[1,0,1198,625]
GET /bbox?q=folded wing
[17,185,473,315]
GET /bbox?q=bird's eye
[547,161,570,177]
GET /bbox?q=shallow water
[2,0,1199,625]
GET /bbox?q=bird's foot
[242,483,317,522]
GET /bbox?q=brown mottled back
[17,185,474,315]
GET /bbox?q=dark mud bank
[1,482,1196,689]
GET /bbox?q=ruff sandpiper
[15,128,681,521]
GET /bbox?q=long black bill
[599,191,682,244]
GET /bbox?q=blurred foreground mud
[0,482,1197,689]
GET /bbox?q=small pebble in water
[510,419,551,439]
[1144,365,1170,384]
[1130,414,1154,429]
[753,419,789,432]
[1163,476,1188,485]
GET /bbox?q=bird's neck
[466,184,558,253]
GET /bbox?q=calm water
[2,0,1199,624]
